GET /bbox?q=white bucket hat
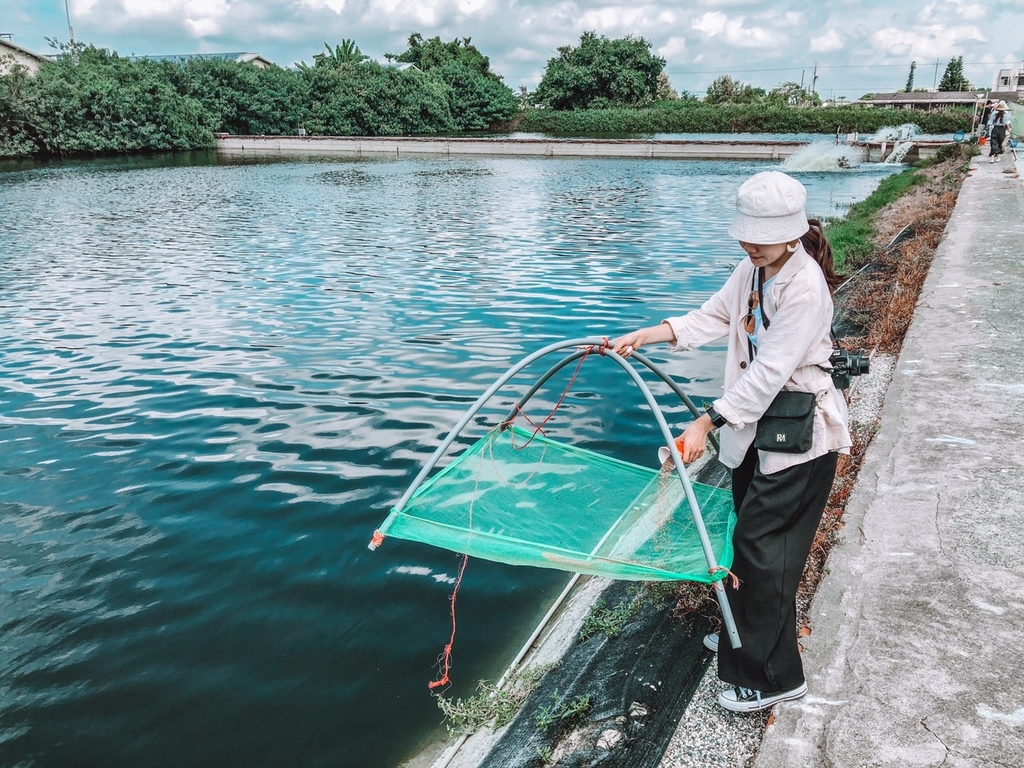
[996,100,1008,110]
[728,171,809,245]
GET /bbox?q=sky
[2,0,1022,99]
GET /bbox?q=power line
[665,64,904,76]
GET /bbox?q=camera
[829,347,869,389]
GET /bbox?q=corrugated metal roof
[858,90,1020,106]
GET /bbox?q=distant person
[611,171,850,713]
[979,99,995,136]
[987,101,1012,162]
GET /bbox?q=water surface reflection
[0,152,897,766]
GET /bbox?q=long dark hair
[800,218,841,292]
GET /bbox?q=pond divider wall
[214,134,807,160]
[215,135,954,163]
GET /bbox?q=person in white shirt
[987,101,1013,162]
[612,171,850,713]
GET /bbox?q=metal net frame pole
[501,347,719,454]
[369,337,740,649]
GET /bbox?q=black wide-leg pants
[717,446,839,693]
[989,125,1006,157]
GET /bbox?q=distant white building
[0,35,50,75]
[994,61,1024,93]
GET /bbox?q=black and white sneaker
[703,633,719,653]
[717,682,807,713]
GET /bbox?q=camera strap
[747,267,767,362]
[758,266,770,328]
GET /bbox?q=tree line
[904,56,975,93]
[0,34,520,157]
[0,32,972,159]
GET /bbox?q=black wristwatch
[705,405,727,428]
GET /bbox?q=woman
[612,170,851,713]
[987,101,1012,162]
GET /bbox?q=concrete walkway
[755,153,1024,765]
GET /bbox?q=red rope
[509,343,601,450]
[709,565,741,590]
[428,553,469,693]
[428,339,611,691]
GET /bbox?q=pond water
[0,151,899,767]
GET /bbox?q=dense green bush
[2,44,212,155]
[165,57,308,136]
[0,36,975,159]
[432,62,518,131]
[387,33,495,78]
[518,103,971,136]
[533,32,665,110]
[385,34,518,131]
[0,35,520,158]
[0,61,40,156]
[301,62,457,136]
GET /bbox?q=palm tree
[306,39,368,69]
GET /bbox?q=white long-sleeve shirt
[988,109,1012,130]
[663,245,851,473]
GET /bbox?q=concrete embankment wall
[214,134,806,160]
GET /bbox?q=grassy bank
[516,103,971,136]
[826,169,928,270]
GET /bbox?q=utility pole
[64,0,75,42]
[811,62,818,98]
[933,58,940,90]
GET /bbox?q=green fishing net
[380,425,736,582]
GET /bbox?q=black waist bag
[754,391,816,453]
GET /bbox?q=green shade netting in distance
[381,426,736,582]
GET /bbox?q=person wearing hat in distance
[979,99,995,137]
[611,171,851,713]
[987,101,1012,162]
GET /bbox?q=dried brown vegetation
[838,157,966,352]
[797,153,970,621]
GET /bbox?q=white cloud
[691,11,776,49]
[919,0,986,23]
[728,24,774,49]
[658,35,687,60]
[869,23,986,61]
[811,28,843,53]
[120,0,172,19]
[299,0,347,12]
[692,11,728,36]
[691,0,751,6]
[358,0,442,29]
[577,4,678,32]
[14,0,1023,96]
[72,0,101,16]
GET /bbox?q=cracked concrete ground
[753,155,1024,766]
